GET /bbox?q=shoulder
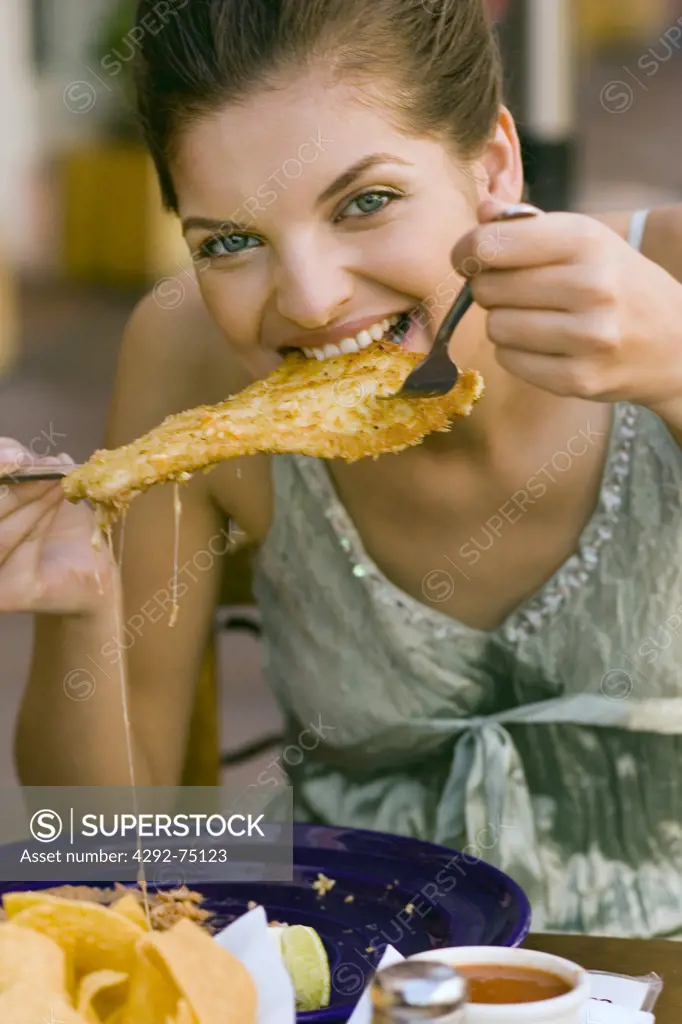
[108,283,247,442]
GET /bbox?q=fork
[0,464,80,484]
[387,203,540,399]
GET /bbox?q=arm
[592,206,682,445]
[16,293,228,786]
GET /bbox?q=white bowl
[410,946,591,1024]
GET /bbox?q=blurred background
[1,0,682,787]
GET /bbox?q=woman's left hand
[450,198,682,412]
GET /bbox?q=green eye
[198,233,261,259]
[341,189,401,219]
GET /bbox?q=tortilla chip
[0,981,88,1023]
[0,920,67,993]
[176,1000,197,1024]
[5,893,144,983]
[166,1000,196,1024]
[77,969,129,1024]
[143,919,257,1024]
[115,941,180,1024]
[111,894,151,932]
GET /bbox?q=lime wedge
[280,924,331,1011]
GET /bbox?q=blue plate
[0,823,531,1022]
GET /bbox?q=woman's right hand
[0,439,116,615]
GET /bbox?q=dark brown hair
[133,0,502,212]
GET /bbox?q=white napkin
[213,906,296,1024]
[344,947,659,1024]
[586,972,657,1023]
[583,1008,653,1023]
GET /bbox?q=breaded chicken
[62,341,483,514]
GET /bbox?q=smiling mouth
[281,311,413,362]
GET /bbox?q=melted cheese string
[105,525,151,928]
[169,483,182,627]
[117,510,127,565]
[92,520,104,596]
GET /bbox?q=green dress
[252,402,682,938]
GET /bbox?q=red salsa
[456,964,573,1004]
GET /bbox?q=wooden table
[525,934,681,1022]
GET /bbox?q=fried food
[76,969,129,1023]
[3,890,146,980]
[143,918,257,1024]
[0,884,215,933]
[0,888,257,1024]
[62,341,484,516]
[0,921,68,993]
[0,983,89,1024]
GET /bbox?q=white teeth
[301,315,407,360]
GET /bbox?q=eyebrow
[182,216,245,235]
[315,152,413,206]
[181,153,413,236]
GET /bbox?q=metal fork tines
[389,203,540,399]
[390,283,473,398]
[0,464,79,483]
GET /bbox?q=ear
[469,106,525,205]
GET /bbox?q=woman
[4,0,682,937]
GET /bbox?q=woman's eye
[198,233,261,259]
[340,190,400,219]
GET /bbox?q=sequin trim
[293,403,639,645]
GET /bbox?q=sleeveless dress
[251,403,682,939]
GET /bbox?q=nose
[273,237,353,329]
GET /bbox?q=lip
[275,310,412,352]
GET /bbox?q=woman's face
[173,66,523,380]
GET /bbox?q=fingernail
[0,450,27,464]
[494,203,542,220]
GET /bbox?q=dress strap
[627,208,651,252]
